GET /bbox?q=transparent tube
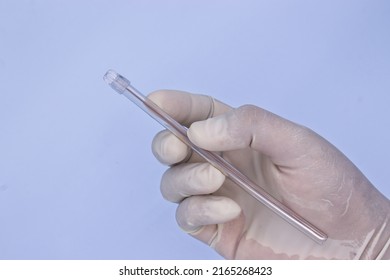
[104,69,328,244]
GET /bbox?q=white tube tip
[103,69,130,94]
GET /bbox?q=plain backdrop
[0,0,389,259]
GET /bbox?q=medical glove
[149,90,390,259]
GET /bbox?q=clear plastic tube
[104,69,328,244]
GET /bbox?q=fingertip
[187,121,203,146]
[148,90,231,126]
[147,90,174,109]
[152,130,190,165]
[160,163,226,203]
[187,115,241,151]
[147,90,193,125]
[176,196,242,232]
[203,164,226,192]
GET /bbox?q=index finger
[147,90,232,127]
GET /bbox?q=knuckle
[236,104,269,125]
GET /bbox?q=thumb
[187,104,317,165]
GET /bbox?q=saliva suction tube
[103,69,328,244]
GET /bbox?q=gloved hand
[148,90,390,259]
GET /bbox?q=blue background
[0,0,389,259]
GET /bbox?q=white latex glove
[149,90,390,259]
